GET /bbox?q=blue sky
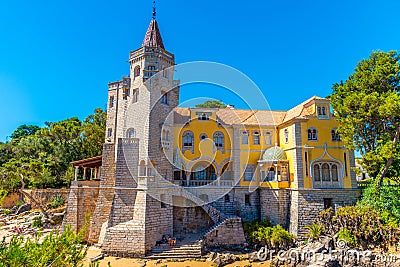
[0,0,399,141]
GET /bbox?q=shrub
[305,223,324,241]
[47,195,65,209]
[32,215,42,228]
[243,220,295,250]
[337,229,358,248]
[0,224,87,266]
[15,201,24,207]
[316,206,400,250]
[2,209,10,215]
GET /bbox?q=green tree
[331,51,400,189]
[81,108,106,158]
[10,124,40,142]
[195,100,227,108]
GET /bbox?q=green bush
[338,229,358,248]
[32,216,42,228]
[2,209,10,215]
[47,195,65,209]
[0,225,87,266]
[14,201,24,207]
[305,223,324,241]
[243,220,295,250]
[316,206,400,250]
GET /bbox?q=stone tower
[88,12,181,256]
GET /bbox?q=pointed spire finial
[152,0,157,20]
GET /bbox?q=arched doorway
[189,162,217,186]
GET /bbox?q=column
[74,166,79,181]
[83,167,87,180]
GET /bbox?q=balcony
[173,179,234,187]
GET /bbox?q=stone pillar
[83,167,87,180]
[74,166,79,181]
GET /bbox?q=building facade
[63,14,360,257]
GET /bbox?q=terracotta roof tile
[142,19,165,49]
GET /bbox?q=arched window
[332,164,338,181]
[308,128,318,141]
[139,160,146,177]
[314,165,320,181]
[317,107,322,116]
[312,162,341,185]
[284,129,289,143]
[127,128,135,139]
[322,163,330,181]
[321,106,326,115]
[182,131,194,153]
[265,131,272,145]
[213,131,224,151]
[331,129,341,141]
[134,66,140,78]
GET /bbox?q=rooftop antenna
[152,0,157,19]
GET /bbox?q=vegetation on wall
[330,50,400,188]
[0,108,106,192]
[243,220,295,250]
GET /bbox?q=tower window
[134,66,140,78]
[161,91,168,104]
[162,67,168,78]
[107,128,113,138]
[123,88,130,100]
[109,96,115,108]
[127,128,135,139]
[132,89,139,103]
[308,128,318,141]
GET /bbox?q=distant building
[63,9,360,258]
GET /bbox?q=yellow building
[64,11,360,257]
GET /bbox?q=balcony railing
[173,179,233,187]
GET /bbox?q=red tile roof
[142,19,165,49]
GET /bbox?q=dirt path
[84,246,271,267]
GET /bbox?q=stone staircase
[146,240,203,259]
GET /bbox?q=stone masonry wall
[62,180,100,240]
[21,189,70,209]
[260,188,290,227]
[88,143,116,244]
[204,217,246,246]
[289,189,361,240]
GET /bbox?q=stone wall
[21,189,70,208]
[289,189,361,240]
[173,206,214,236]
[62,180,100,240]
[203,217,246,246]
[260,188,290,227]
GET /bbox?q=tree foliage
[330,50,400,187]
[0,108,106,191]
[195,100,227,108]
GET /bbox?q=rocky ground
[0,203,65,244]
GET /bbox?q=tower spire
[152,0,156,20]
[142,0,165,49]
